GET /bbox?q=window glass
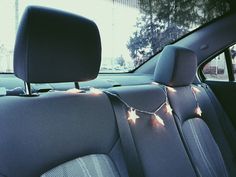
[0,0,230,73]
[203,53,228,81]
[230,44,236,78]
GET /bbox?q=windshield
[0,0,230,73]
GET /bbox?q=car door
[200,43,236,129]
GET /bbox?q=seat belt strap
[105,91,145,177]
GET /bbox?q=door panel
[205,81,236,129]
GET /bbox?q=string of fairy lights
[104,90,167,126]
[191,86,202,116]
[66,84,202,127]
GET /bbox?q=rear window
[0,0,230,73]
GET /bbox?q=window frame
[199,43,236,82]
[225,48,235,81]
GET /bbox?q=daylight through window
[0,0,230,73]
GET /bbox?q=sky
[0,0,140,71]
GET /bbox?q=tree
[127,0,229,67]
[115,55,125,67]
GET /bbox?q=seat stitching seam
[190,120,217,177]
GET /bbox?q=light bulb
[90,87,103,95]
[166,103,173,115]
[151,82,159,85]
[154,114,165,126]
[192,87,201,94]
[127,108,140,124]
[66,88,83,94]
[167,86,176,93]
[195,106,202,116]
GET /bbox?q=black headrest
[154,45,197,87]
[14,6,101,83]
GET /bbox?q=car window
[0,0,230,73]
[202,53,229,81]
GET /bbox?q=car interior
[0,0,236,177]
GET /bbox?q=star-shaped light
[151,82,159,85]
[66,88,83,94]
[195,106,202,116]
[90,87,103,95]
[166,103,173,115]
[154,114,165,126]
[192,87,201,94]
[127,108,140,124]
[167,86,176,93]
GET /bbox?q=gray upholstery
[6,6,128,177]
[168,86,230,177]
[183,118,228,177]
[41,154,120,177]
[154,45,197,87]
[5,5,234,177]
[14,6,101,83]
[194,86,236,177]
[155,46,230,176]
[110,85,197,177]
[0,92,128,177]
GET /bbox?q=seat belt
[201,83,236,159]
[105,91,145,177]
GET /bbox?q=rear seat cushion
[0,92,128,177]
[154,45,229,177]
[7,6,129,177]
[41,154,120,177]
[110,85,197,177]
[169,87,229,177]
[194,85,236,176]
[14,6,101,83]
[183,118,228,177]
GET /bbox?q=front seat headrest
[14,6,101,83]
[154,45,197,87]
